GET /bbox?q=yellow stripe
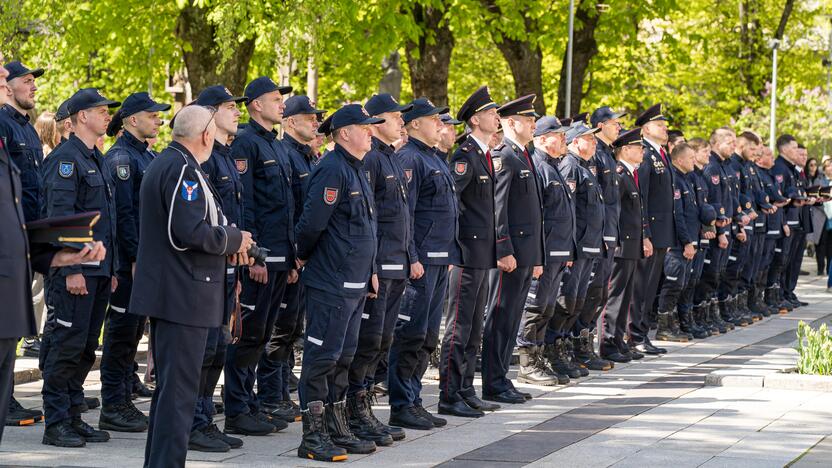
[474,101,496,112]
[57,236,94,242]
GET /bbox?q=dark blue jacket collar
[247,118,277,142]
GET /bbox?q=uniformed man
[294,104,382,460]
[547,121,603,378]
[258,95,323,426]
[98,92,169,434]
[630,104,673,355]
[783,139,812,307]
[129,105,252,467]
[572,106,627,372]
[440,86,502,417]
[436,113,461,157]
[224,76,294,436]
[518,116,573,383]
[771,135,806,310]
[481,94,544,404]
[343,93,410,443]
[600,128,647,363]
[40,88,121,447]
[757,146,793,314]
[55,99,73,144]
[656,143,702,341]
[389,98,460,429]
[0,60,49,426]
[187,86,249,452]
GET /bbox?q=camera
[247,245,270,267]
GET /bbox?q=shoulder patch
[59,161,74,178]
[324,187,339,205]
[674,189,681,200]
[711,175,720,185]
[116,164,130,181]
[181,180,200,201]
[454,161,468,175]
[235,159,248,174]
[492,157,503,172]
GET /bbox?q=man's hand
[784,225,791,237]
[249,264,268,284]
[410,261,424,280]
[718,233,728,249]
[288,269,299,284]
[237,230,254,254]
[566,261,573,268]
[643,238,654,258]
[111,276,118,292]
[683,243,696,260]
[740,215,750,226]
[236,280,242,297]
[737,230,747,243]
[749,211,758,220]
[296,258,307,269]
[368,274,379,299]
[703,230,716,240]
[66,273,88,295]
[51,241,106,268]
[497,255,517,273]
[532,265,543,279]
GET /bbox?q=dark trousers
[143,318,208,468]
[0,338,16,443]
[481,266,534,396]
[223,269,288,418]
[576,253,614,333]
[547,258,594,341]
[257,280,305,405]
[100,275,147,407]
[680,248,707,312]
[741,230,766,290]
[783,231,806,297]
[768,236,791,288]
[658,248,691,312]
[630,247,667,343]
[349,277,406,396]
[696,241,726,305]
[192,326,227,431]
[42,275,109,426]
[439,266,489,403]
[298,287,365,408]
[388,264,448,410]
[720,231,751,298]
[602,258,637,356]
[518,261,565,347]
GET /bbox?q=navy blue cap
[498,95,538,118]
[284,95,326,118]
[457,86,498,122]
[612,128,642,149]
[319,114,334,136]
[244,76,292,102]
[194,85,247,107]
[403,98,449,125]
[119,92,171,118]
[4,61,44,81]
[106,110,124,137]
[635,103,668,127]
[67,88,121,115]
[565,121,600,145]
[786,186,806,201]
[571,112,588,124]
[534,116,568,137]
[590,106,627,127]
[365,93,413,116]
[55,99,71,121]
[559,117,573,127]
[329,104,385,133]
[440,113,462,125]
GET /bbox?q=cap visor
[443,118,463,125]
[426,106,450,117]
[394,103,414,113]
[230,96,249,104]
[361,117,386,125]
[278,86,293,95]
[147,103,172,112]
[29,68,45,79]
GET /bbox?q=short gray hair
[172,105,212,140]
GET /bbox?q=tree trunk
[556,0,601,117]
[404,3,454,106]
[176,3,255,95]
[379,51,403,99]
[492,35,546,115]
[774,0,795,40]
[307,51,318,103]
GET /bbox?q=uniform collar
[504,136,527,154]
[620,159,637,175]
[643,137,663,154]
[212,139,230,157]
[371,136,395,155]
[532,146,557,164]
[2,104,31,126]
[595,136,612,153]
[67,134,98,159]
[119,129,149,153]
[469,134,490,154]
[247,118,277,142]
[334,143,363,168]
[284,133,315,159]
[169,140,198,164]
[406,136,433,153]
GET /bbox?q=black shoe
[574,330,614,371]
[71,416,110,442]
[99,403,147,432]
[124,398,148,424]
[43,420,86,447]
[20,337,41,358]
[346,393,394,446]
[326,401,376,454]
[414,405,447,427]
[482,390,526,404]
[256,410,288,432]
[224,412,275,436]
[437,400,484,418]
[80,396,100,413]
[630,341,665,355]
[544,341,581,379]
[288,372,299,393]
[189,428,230,452]
[463,394,500,412]
[514,389,533,400]
[564,338,590,377]
[131,381,154,399]
[389,406,433,430]
[298,401,348,462]
[628,349,645,360]
[602,351,631,363]
[203,423,243,449]
[357,390,404,441]
[214,400,224,414]
[6,397,42,426]
[262,400,301,423]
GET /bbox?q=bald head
[172,105,216,163]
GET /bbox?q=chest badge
[454,161,468,175]
[324,187,339,205]
[492,157,503,172]
[117,165,130,181]
[711,175,720,185]
[775,174,784,183]
[674,189,681,200]
[181,180,200,201]
[59,161,74,178]
[567,180,576,192]
[235,159,248,174]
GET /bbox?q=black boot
[775,286,793,314]
[99,403,147,432]
[711,299,732,332]
[656,311,689,342]
[679,308,708,339]
[574,329,613,371]
[262,400,301,423]
[692,304,713,337]
[697,302,718,336]
[518,346,558,385]
[346,392,394,446]
[361,391,404,441]
[565,337,589,377]
[70,416,110,443]
[545,340,580,379]
[189,427,230,452]
[754,286,772,317]
[43,420,86,447]
[670,309,693,341]
[735,293,755,324]
[719,299,743,327]
[326,401,376,454]
[298,401,348,462]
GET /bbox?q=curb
[704,346,832,391]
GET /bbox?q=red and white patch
[404,169,413,183]
[454,161,468,175]
[775,174,784,183]
[711,175,720,185]
[674,189,681,200]
[324,187,339,205]
[235,159,248,174]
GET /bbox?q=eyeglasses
[200,105,217,134]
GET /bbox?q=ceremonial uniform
[741,158,774,317]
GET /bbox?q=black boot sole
[42,436,86,448]
[188,443,230,452]
[98,421,148,433]
[298,447,348,462]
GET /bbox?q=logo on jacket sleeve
[711,175,720,185]
[59,161,74,178]
[235,159,248,174]
[324,187,339,205]
[454,161,468,175]
[116,165,130,181]
[404,169,413,183]
[181,180,200,201]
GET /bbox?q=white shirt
[644,137,664,156]
[470,134,490,154]
[620,160,638,176]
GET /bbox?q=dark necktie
[522,148,533,171]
